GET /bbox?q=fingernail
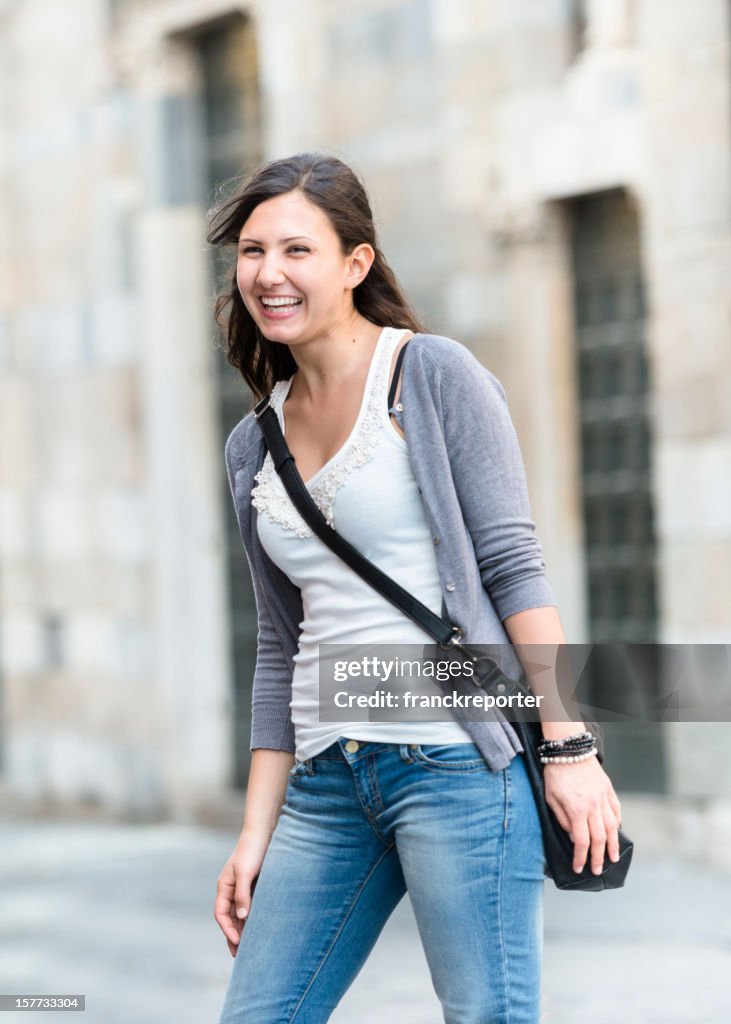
[611,852,619,862]
[236,907,248,920]
[574,865,583,874]
[593,866,602,875]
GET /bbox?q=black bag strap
[252,335,516,697]
[387,337,409,410]
[252,342,468,651]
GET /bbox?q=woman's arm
[225,425,297,753]
[437,348,556,620]
[504,605,623,876]
[214,749,294,956]
[216,424,298,953]
[242,747,295,834]
[502,604,583,741]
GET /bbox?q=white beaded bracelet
[540,746,598,765]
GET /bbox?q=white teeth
[261,298,302,308]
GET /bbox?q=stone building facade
[0,0,729,862]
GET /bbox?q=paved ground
[0,816,728,1023]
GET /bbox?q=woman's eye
[238,245,308,255]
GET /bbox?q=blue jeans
[219,739,545,1024]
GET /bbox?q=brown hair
[206,152,426,401]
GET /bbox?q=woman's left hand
[543,756,623,875]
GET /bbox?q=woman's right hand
[215,830,271,957]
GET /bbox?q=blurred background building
[0,0,729,863]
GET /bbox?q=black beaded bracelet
[537,729,598,766]
[537,731,596,758]
[538,730,593,750]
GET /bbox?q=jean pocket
[411,743,486,772]
[288,758,314,782]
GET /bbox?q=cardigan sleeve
[242,547,297,754]
[225,428,296,754]
[439,350,557,621]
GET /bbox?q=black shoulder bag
[253,341,633,891]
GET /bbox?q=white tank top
[251,326,474,761]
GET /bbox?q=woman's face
[237,189,370,344]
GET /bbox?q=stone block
[662,541,731,635]
[0,491,32,558]
[37,490,93,559]
[445,271,506,336]
[666,723,731,800]
[38,562,150,616]
[90,295,141,364]
[5,730,165,815]
[666,148,731,233]
[0,614,45,673]
[63,612,118,676]
[0,564,37,609]
[92,489,150,562]
[656,439,731,539]
[0,313,8,368]
[0,379,37,485]
[19,303,89,373]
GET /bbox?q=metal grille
[198,14,262,786]
[569,189,665,792]
[570,190,658,644]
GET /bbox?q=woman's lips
[258,298,303,320]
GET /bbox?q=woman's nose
[256,256,286,289]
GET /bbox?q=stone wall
[1,0,729,826]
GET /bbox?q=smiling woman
[206,153,424,401]
[205,152,622,1024]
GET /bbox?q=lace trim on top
[251,328,401,538]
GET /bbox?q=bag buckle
[254,394,271,419]
[438,624,465,651]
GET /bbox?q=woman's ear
[344,243,376,289]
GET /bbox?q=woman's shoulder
[407,332,506,399]
[225,376,295,473]
[224,406,263,475]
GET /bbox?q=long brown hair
[206,152,426,401]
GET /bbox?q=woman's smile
[258,295,304,320]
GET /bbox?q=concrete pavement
[0,816,728,1023]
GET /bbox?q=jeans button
[345,739,360,753]
[446,582,456,592]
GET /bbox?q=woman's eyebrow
[238,235,314,244]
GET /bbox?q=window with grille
[568,189,665,792]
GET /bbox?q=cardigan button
[432,536,440,545]
[446,582,456,592]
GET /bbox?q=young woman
[207,152,622,1024]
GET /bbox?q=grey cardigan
[225,332,557,771]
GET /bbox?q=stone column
[637,0,731,835]
[486,203,589,643]
[129,29,233,817]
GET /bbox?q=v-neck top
[251,326,475,760]
[226,329,556,770]
[278,324,394,490]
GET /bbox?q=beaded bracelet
[538,730,593,751]
[540,746,598,765]
[537,730,597,765]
